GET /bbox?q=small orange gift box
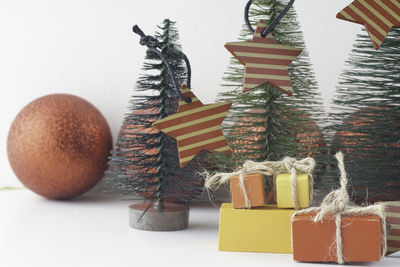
[291,152,386,264]
[292,211,382,262]
[230,173,266,209]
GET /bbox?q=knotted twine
[204,157,316,209]
[293,152,387,264]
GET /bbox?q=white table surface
[1,190,399,267]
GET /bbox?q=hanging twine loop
[293,152,387,264]
[133,24,161,48]
[204,156,315,209]
[244,0,295,37]
[139,35,160,48]
[132,25,192,103]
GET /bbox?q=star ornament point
[225,19,303,96]
[337,0,400,50]
[153,86,232,168]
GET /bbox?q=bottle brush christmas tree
[105,19,203,208]
[323,28,400,203]
[206,0,326,200]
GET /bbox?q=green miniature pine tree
[207,0,326,199]
[324,28,400,203]
[105,19,203,205]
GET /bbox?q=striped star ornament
[153,86,232,167]
[337,0,400,50]
[378,201,400,256]
[225,19,302,96]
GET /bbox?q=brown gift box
[292,211,382,263]
[230,173,266,209]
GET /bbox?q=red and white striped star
[153,86,232,167]
[225,19,303,96]
[337,0,400,50]
[381,201,400,256]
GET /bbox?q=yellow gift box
[276,173,310,209]
[218,203,295,253]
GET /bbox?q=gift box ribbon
[293,152,387,264]
[205,157,315,209]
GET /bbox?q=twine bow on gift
[293,152,387,264]
[204,157,316,209]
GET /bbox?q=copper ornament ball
[7,94,112,199]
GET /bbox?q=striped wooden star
[378,201,400,256]
[337,0,400,50]
[153,86,232,167]
[225,19,303,96]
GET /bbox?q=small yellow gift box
[276,173,310,209]
[218,203,295,253]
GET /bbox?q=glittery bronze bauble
[7,94,112,199]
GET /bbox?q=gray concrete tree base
[129,202,189,231]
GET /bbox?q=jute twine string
[204,157,315,209]
[293,152,387,264]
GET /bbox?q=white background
[0,0,361,187]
